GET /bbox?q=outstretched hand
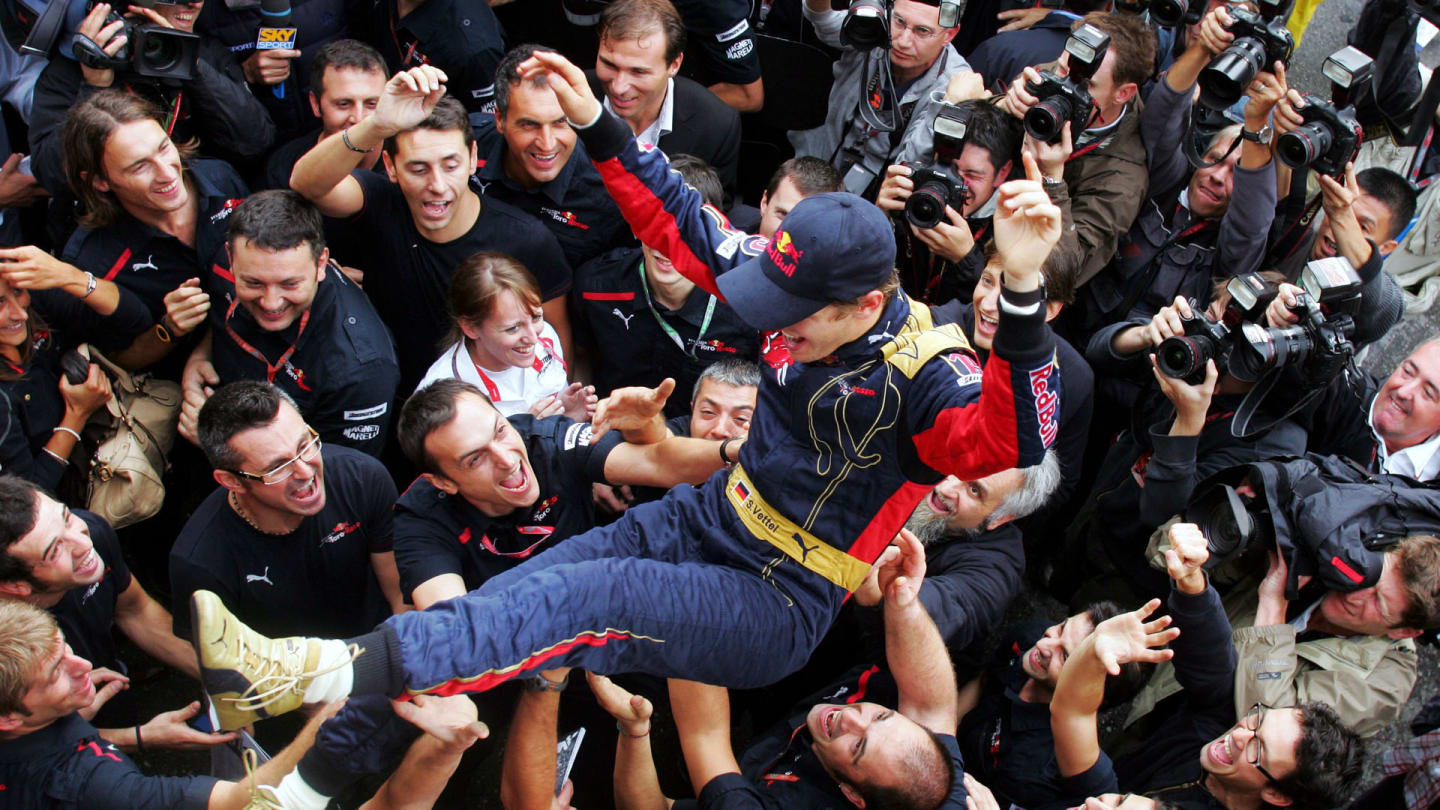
[1089,598,1178,676]
[992,151,1062,289]
[517,50,603,127]
[592,377,675,440]
[391,694,489,747]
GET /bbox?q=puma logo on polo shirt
[131,255,158,272]
[245,566,274,586]
[612,309,635,329]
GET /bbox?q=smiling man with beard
[177,191,400,457]
[169,381,405,644]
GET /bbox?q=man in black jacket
[586,0,741,203]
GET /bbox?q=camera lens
[1198,37,1265,109]
[1276,121,1333,170]
[905,187,946,229]
[1234,323,1313,379]
[142,34,184,72]
[1024,96,1070,144]
[842,0,890,49]
[1156,335,1214,381]
[1151,0,1186,27]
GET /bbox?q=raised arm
[291,66,449,217]
[517,51,769,301]
[1051,599,1176,778]
[881,529,958,733]
[588,672,668,810]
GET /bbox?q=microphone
[257,0,296,98]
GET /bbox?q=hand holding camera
[74,2,126,87]
[1022,24,1110,145]
[1022,124,1072,180]
[1317,162,1372,268]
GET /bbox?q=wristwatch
[1240,125,1272,145]
[523,672,569,693]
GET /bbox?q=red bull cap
[717,192,895,332]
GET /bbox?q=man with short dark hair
[877,98,1025,305]
[177,190,400,457]
[589,0,742,202]
[792,0,972,201]
[473,44,629,268]
[393,377,735,609]
[260,39,390,192]
[0,476,234,754]
[1001,11,1156,297]
[290,66,573,388]
[751,156,845,239]
[170,381,403,642]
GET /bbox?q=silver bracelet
[341,127,375,154]
[53,426,82,442]
[79,272,97,299]
[41,448,69,466]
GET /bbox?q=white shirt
[605,77,675,151]
[1369,394,1440,481]
[415,322,569,417]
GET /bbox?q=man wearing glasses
[1104,523,1366,810]
[169,381,405,644]
[791,0,974,201]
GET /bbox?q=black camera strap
[1231,358,1355,439]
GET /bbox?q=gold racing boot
[191,589,361,731]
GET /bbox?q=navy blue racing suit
[347,108,1061,701]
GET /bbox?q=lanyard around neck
[224,298,311,387]
[638,258,714,358]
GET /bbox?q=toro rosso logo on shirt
[210,199,244,225]
[766,231,803,277]
[540,207,590,230]
[947,351,983,388]
[1029,364,1059,447]
[321,521,361,546]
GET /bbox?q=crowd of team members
[0,0,1436,808]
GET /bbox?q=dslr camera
[841,0,962,50]
[1153,273,1277,384]
[1197,0,1294,111]
[1024,23,1110,144]
[72,0,200,81]
[1115,0,1206,28]
[901,102,972,229]
[1276,46,1372,178]
[1155,258,1361,386]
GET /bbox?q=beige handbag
[81,347,182,528]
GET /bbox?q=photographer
[1080,5,1282,333]
[28,1,274,201]
[1000,12,1155,296]
[791,0,974,200]
[1124,529,1439,739]
[1268,161,1410,347]
[876,98,1024,304]
[1110,523,1368,810]
[1077,292,1308,600]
